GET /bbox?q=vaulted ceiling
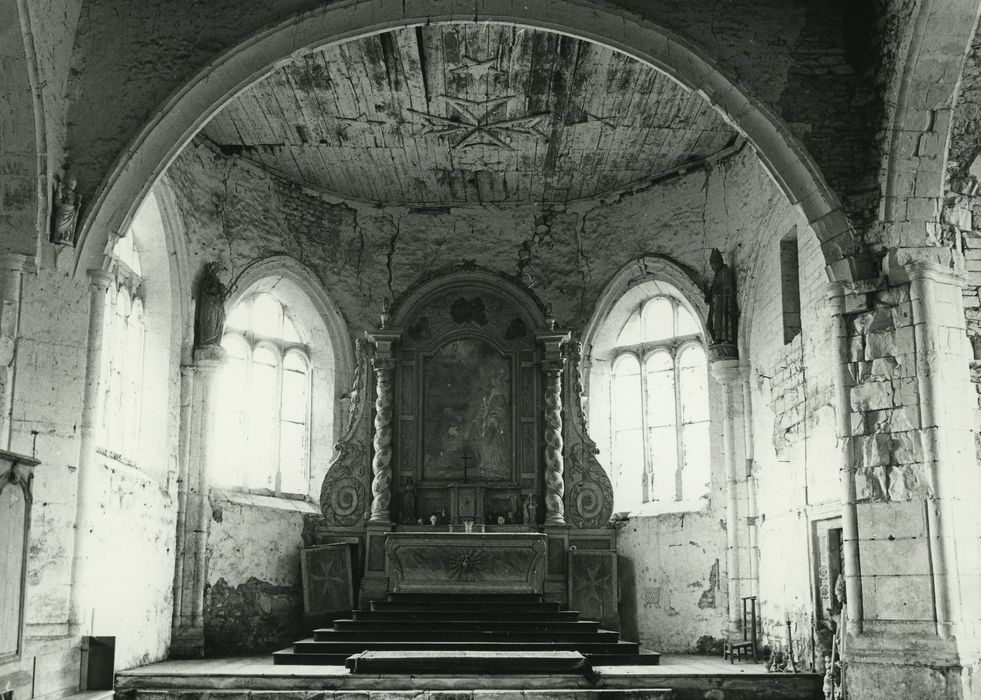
[203,24,739,205]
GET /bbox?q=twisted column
[543,364,565,526]
[369,358,394,522]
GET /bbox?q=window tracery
[217,292,311,495]
[99,235,146,463]
[609,294,710,508]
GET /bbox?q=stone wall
[618,513,726,652]
[4,264,178,696]
[746,204,840,668]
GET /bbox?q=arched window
[216,292,312,496]
[99,235,146,462]
[608,294,710,507]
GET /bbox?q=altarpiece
[315,267,615,610]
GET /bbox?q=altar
[315,266,617,610]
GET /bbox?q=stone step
[588,652,662,666]
[344,650,592,675]
[304,630,621,645]
[278,639,641,658]
[387,593,545,604]
[371,600,562,612]
[355,608,581,621]
[328,619,600,633]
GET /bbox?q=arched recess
[72,0,854,281]
[226,255,355,494]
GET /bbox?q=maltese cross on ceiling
[410,95,547,151]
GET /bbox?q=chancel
[3,3,981,700]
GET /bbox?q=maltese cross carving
[410,95,547,150]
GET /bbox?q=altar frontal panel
[384,533,547,594]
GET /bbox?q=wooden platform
[115,654,823,699]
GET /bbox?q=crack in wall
[385,214,402,301]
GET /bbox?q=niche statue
[194,262,228,349]
[50,175,81,246]
[705,249,739,359]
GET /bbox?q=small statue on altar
[523,494,537,526]
[194,262,228,349]
[705,248,739,359]
[429,513,438,527]
[400,478,416,524]
[50,175,81,246]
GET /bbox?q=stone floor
[118,654,769,678]
[115,654,822,699]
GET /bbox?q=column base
[847,631,979,699]
[169,625,205,658]
[360,521,394,608]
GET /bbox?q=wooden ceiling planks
[201,24,738,205]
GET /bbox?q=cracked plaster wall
[204,494,311,655]
[164,141,784,335]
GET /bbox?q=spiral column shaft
[370,358,394,522]
[543,365,566,526]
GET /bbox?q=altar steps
[273,592,661,668]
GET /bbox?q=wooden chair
[723,596,758,663]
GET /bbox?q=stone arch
[881,0,981,252]
[0,0,46,257]
[73,1,854,281]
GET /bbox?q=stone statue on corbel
[706,248,739,360]
[50,173,81,246]
[561,339,614,529]
[193,262,228,350]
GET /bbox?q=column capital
[369,330,401,360]
[192,345,225,368]
[904,259,967,287]
[86,268,114,290]
[0,253,36,274]
[709,358,741,384]
[537,331,570,366]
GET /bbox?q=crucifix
[461,445,476,482]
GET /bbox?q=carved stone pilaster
[561,340,614,529]
[320,339,373,526]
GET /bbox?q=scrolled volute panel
[562,339,614,529]
[320,338,373,526]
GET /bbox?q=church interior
[2,1,981,698]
